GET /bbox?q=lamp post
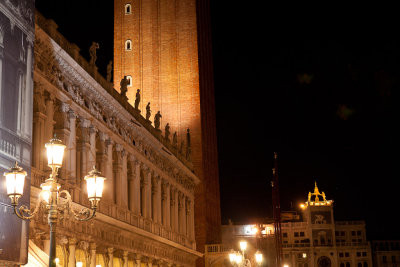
[3,136,106,267]
[229,241,263,267]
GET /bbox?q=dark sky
[35,1,399,240]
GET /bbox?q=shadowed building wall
[114,0,221,262]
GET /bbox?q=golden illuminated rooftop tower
[114,0,221,260]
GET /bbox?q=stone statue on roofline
[146,102,151,120]
[89,42,99,66]
[106,60,113,82]
[154,111,162,130]
[134,89,141,109]
[165,123,170,142]
[120,76,129,97]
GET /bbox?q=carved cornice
[33,22,199,194]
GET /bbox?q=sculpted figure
[89,42,99,66]
[120,76,129,97]
[165,123,170,141]
[134,89,141,109]
[146,102,151,120]
[173,132,178,147]
[154,111,162,129]
[106,60,113,82]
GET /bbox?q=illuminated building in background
[205,183,373,267]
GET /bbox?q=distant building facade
[371,241,400,267]
[205,184,373,267]
[18,11,201,267]
[0,0,34,265]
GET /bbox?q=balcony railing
[31,167,195,249]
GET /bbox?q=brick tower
[113,0,221,262]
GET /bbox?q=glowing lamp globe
[45,136,66,168]
[229,252,236,263]
[4,162,27,205]
[239,241,247,251]
[235,253,243,264]
[84,167,106,208]
[255,251,263,264]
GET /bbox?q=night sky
[35,1,399,240]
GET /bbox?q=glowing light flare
[303,253,307,258]
[84,167,106,205]
[45,136,66,168]
[235,253,243,264]
[76,262,83,267]
[284,264,289,267]
[255,251,263,264]
[229,253,237,263]
[5,170,26,196]
[239,241,247,251]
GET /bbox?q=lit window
[125,4,132,14]
[125,40,132,51]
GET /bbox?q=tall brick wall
[114,0,221,263]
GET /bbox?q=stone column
[121,149,128,207]
[178,192,186,234]
[114,144,123,206]
[151,175,159,222]
[68,110,77,183]
[88,125,97,169]
[90,242,96,267]
[134,159,141,214]
[0,33,3,110]
[123,251,129,267]
[106,138,114,202]
[146,169,152,219]
[135,255,142,267]
[156,176,162,223]
[128,155,140,213]
[68,237,77,267]
[140,166,148,218]
[58,236,70,267]
[43,92,55,144]
[23,36,33,139]
[189,198,195,239]
[53,102,71,180]
[161,180,168,226]
[170,186,178,232]
[165,182,171,229]
[32,83,46,170]
[77,118,91,175]
[186,197,192,238]
[107,247,114,267]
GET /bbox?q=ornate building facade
[22,11,201,266]
[113,2,222,263]
[205,184,373,267]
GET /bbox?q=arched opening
[125,40,132,51]
[125,4,132,14]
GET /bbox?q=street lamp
[3,135,106,267]
[229,241,263,267]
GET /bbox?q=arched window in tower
[125,40,132,51]
[125,4,132,15]
[126,75,132,86]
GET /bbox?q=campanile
[114,0,221,262]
